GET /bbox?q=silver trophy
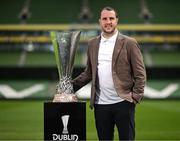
[50,31,81,102]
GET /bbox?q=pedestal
[44,102,86,141]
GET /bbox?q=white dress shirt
[95,31,124,104]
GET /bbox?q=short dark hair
[100,6,118,18]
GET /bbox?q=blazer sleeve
[72,43,92,92]
[126,38,146,103]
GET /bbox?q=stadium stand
[0,0,179,81]
[0,0,180,24]
[0,0,179,103]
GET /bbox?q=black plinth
[44,102,86,141]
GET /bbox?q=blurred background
[0,0,180,140]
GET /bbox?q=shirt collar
[101,30,118,43]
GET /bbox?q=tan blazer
[73,33,146,108]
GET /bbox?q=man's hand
[129,91,138,105]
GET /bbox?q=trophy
[50,31,81,102]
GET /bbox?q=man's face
[99,9,118,35]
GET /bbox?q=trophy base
[44,102,86,140]
[53,93,78,102]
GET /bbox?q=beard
[102,25,116,35]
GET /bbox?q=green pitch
[0,100,180,140]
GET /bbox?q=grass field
[0,100,180,140]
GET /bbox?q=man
[72,6,146,140]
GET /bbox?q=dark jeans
[94,101,135,141]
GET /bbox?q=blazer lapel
[112,33,125,63]
[92,36,100,75]
[93,36,101,66]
